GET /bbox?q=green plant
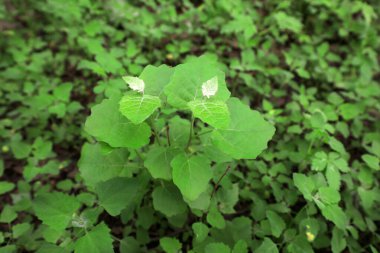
[30,55,275,252]
[1,0,380,252]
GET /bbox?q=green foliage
[95,177,139,216]
[188,100,230,129]
[119,93,161,124]
[74,223,113,253]
[171,153,213,201]
[160,237,182,253]
[33,192,80,232]
[84,97,151,148]
[211,98,276,159]
[1,0,380,252]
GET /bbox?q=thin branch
[186,114,195,150]
[166,125,171,146]
[196,129,213,137]
[210,165,231,199]
[149,119,161,146]
[135,149,144,161]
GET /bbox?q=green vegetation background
[0,0,380,252]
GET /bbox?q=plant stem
[186,114,195,150]
[210,165,231,199]
[196,129,213,137]
[135,149,144,161]
[149,118,161,146]
[307,138,315,154]
[166,125,171,146]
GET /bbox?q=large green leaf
[171,153,212,201]
[168,116,191,148]
[78,143,131,188]
[34,192,80,231]
[188,99,230,129]
[152,183,187,217]
[211,98,275,159]
[144,146,180,180]
[164,55,230,109]
[85,97,151,148]
[74,223,114,253]
[139,64,174,97]
[95,177,139,216]
[119,93,161,124]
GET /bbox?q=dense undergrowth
[1,0,380,252]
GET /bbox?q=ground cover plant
[1,0,380,252]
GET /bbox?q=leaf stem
[166,125,171,146]
[135,149,144,161]
[186,114,195,150]
[307,138,315,154]
[149,118,161,146]
[196,129,213,137]
[210,165,231,199]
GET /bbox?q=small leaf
[34,192,80,231]
[232,240,248,253]
[309,110,327,129]
[362,154,379,171]
[152,183,187,217]
[339,103,363,120]
[74,223,114,253]
[201,76,218,98]
[207,208,226,229]
[205,243,231,253]
[293,173,315,201]
[96,52,122,74]
[192,222,209,243]
[122,76,145,93]
[266,210,286,237]
[332,227,346,253]
[326,165,341,190]
[160,237,182,253]
[171,153,212,201]
[188,99,230,129]
[311,151,328,171]
[274,12,303,33]
[287,236,313,253]
[0,205,17,223]
[321,204,347,230]
[318,187,340,204]
[0,182,15,195]
[119,93,161,124]
[95,177,139,216]
[255,238,279,253]
[12,223,31,238]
